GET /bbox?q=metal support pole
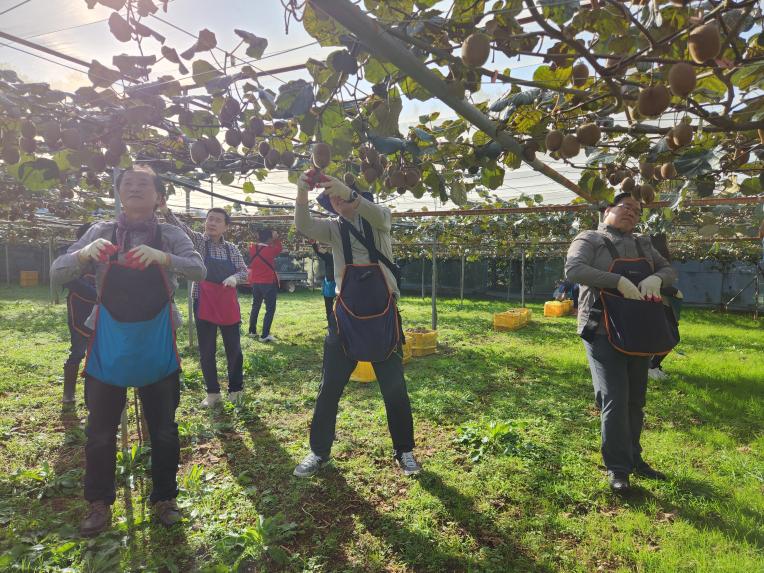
[210,179,214,209]
[113,168,128,451]
[310,0,590,202]
[48,238,56,304]
[460,253,465,304]
[420,255,425,299]
[506,258,511,302]
[185,188,191,214]
[4,243,9,285]
[187,287,195,352]
[754,273,759,321]
[521,250,526,308]
[311,256,316,291]
[431,236,437,331]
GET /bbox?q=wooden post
[754,273,760,321]
[48,238,56,304]
[187,287,195,352]
[506,255,511,302]
[431,236,437,331]
[521,250,526,308]
[4,243,9,285]
[460,253,465,304]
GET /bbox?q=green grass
[0,285,762,572]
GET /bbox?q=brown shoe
[153,499,181,527]
[62,363,79,404]
[80,501,111,537]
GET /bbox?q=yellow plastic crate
[562,299,574,314]
[350,361,376,383]
[544,301,567,317]
[493,308,531,331]
[19,271,39,287]
[406,328,437,357]
[402,341,412,364]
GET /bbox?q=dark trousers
[650,353,666,369]
[309,327,415,458]
[323,296,336,332]
[249,283,277,336]
[194,310,243,394]
[84,373,180,504]
[66,328,89,366]
[584,335,649,474]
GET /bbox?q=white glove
[317,175,352,200]
[77,238,116,263]
[297,172,312,194]
[222,275,238,288]
[616,276,642,300]
[126,244,169,268]
[638,274,662,300]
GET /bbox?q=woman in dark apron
[50,166,205,536]
[566,192,678,493]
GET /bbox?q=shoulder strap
[340,217,401,286]
[339,220,353,265]
[600,235,620,260]
[253,245,275,273]
[110,225,119,261]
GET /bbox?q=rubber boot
[62,363,79,404]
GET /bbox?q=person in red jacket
[248,229,282,342]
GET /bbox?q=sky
[0,0,585,213]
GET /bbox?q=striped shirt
[163,210,248,300]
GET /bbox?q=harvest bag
[85,226,180,387]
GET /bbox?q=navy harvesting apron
[84,226,180,388]
[598,236,679,356]
[334,218,400,363]
[67,273,96,337]
[197,241,241,326]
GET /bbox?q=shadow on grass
[213,404,544,572]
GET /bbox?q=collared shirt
[50,220,206,330]
[163,210,248,299]
[565,223,678,335]
[295,197,399,298]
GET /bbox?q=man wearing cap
[51,165,206,535]
[565,192,677,493]
[291,171,421,478]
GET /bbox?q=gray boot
[62,363,79,404]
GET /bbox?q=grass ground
[0,285,762,572]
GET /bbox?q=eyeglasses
[613,203,642,216]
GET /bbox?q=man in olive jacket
[566,192,677,492]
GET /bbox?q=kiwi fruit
[2,146,20,164]
[668,63,696,97]
[637,85,671,117]
[545,130,563,152]
[258,140,271,157]
[608,171,624,186]
[672,122,693,147]
[666,128,681,151]
[572,63,589,87]
[688,23,721,64]
[390,170,406,188]
[40,122,61,145]
[20,120,36,139]
[576,123,601,146]
[265,149,281,169]
[62,128,83,150]
[404,167,421,187]
[363,167,379,184]
[190,140,209,164]
[19,136,36,154]
[343,172,355,186]
[280,150,295,168]
[559,134,581,159]
[240,129,256,149]
[639,162,655,179]
[365,148,380,165]
[461,33,491,68]
[630,185,642,203]
[522,142,537,162]
[204,137,222,159]
[621,176,636,193]
[250,117,265,136]
[640,183,656,204]
[312,142,331,169]
[88,152,107,172]
[225,129,242,147]
[384,176,394,190]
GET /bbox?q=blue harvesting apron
[598,236,679,356]
[84,226,180,388]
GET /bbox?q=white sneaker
[228,391,243,403]
[293,451,329,478]
[648,368,668,381]
[259,334,277,343]
[200,393,222,407]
